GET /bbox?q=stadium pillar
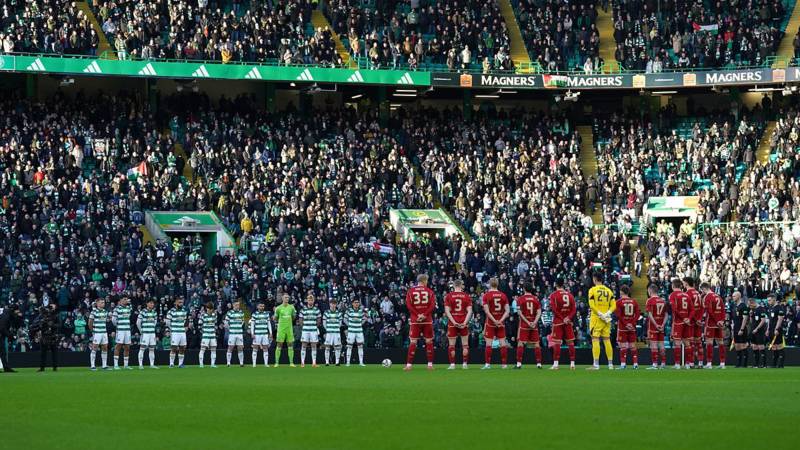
[146,79,157,113]
[463,89,472,120]
[378,86,389,126]
[265,83,276,113]
[25,74,36,99]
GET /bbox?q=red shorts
[692,322,704,339]
[647,326,665,342]
[517,327,540,343]
[704,326,723,340]
[617,329,637,344]
[447,324,469,338]
[671,321,690,340]
[550,322,575,342]
[409,322,433,340]
[483,323,506,340]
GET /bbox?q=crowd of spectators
[514,0,601,72]
[326,0,512,71]
[612,0,787,71]
[0,0,101,55]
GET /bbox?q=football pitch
[2,365,797,450]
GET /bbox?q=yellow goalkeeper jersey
[588,284,616,319]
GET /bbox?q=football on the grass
[381,359,392,368]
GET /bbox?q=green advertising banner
[0,54,430,86]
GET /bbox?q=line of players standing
[402,274,790,370]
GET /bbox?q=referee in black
[731,292,749,367]
[749,298,768,368]
[767,294,786,368]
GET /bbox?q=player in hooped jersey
[548,278,576,370]
[700,282,726,369]
[405,274,436,371]
[683,277,705,366]
[515,283,542,369]
[444,279,473,369]
[645,285,668,369]
[668,279,693,369]
[481,277,510,369]
[615,285,640,369]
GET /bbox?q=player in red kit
[615,285,641,369]
[645,284,668,369]
[683,277,704,366]
[701,282,726,369]
[548,278,576,370]
[404,274,436,371]
[481,277,510,369]
[668,278,693,369]
[514,283,542,369]
[444,279,473,370]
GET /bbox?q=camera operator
[0,304,23,372]
[33,304,60,372]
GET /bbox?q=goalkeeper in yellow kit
[588,273,616,370]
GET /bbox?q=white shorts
[116,331,131,345]
[92,333,108,345]
[170,332,187,347]
[253,335,271,347]
[228,334,244,346]
[325,332,341,346]
[347,331,364,345]
[301,331,319,343]
[140,333,156,347]
[201,338,217,348]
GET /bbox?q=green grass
[3,365,798,450]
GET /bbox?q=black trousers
[40,343,58,369]
[0,336,10,370]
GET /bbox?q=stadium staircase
[311,10,354,68]
[76,1,116,59]
[595,6,619,73]
[630,250,650,307]
[497,0,533,70]
[577,125,603,225]
[774,0,800,67]
[756,121,777,164]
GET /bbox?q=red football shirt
[482,290,509,322]
[703,292,726,326]
[516,294,541,329]
[405,285,435,324]
[444,291,472,325]
[646,296,668,328]
[668,290,692,322]
[686,288,703,322]
[616,296,640,331]
[549,289,576,324]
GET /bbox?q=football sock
[238,351,244,365]
[137,348,144,366]
[568,343,575,362]
[500,346,508,365]
[253,350,258,366]
[346,346,353,364]
[169,351,175,365]
[778,349,785,367]
[673,347,681,365]
[311,347,317,365]
[406,342,417,365]
[484,346,492,365]
[123,356,129,368]
[114,354,119,368]
[534,347,542,364]
[210,350,217,366]
[199,348,205,366]
[334,346,341,363]
[516,346,524,364]
[620,347,627,365]
[425,343,433,364]
[178,354,185,366]
[651,349,658,365]
[697,343,704,365]
[462,347,470,364]
[149,348,155,366]
[325,348,330,365]
[226,352,232,365]
[591,340,600,361]
[101,351,107,368]
[448,346,456,365]
[685,344,694,365]
[90,350,96,368]
[358,346,364,364]
[603,340,613,363]
[300,347,306,364]
[287,347,294,364]
[718,345,726,364]
[632,348,638,365]
[706,344,713,364]
[659,348,666,365]
[552,344,561,363]
[275,346,282,364]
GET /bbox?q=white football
[381,358,392,368]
